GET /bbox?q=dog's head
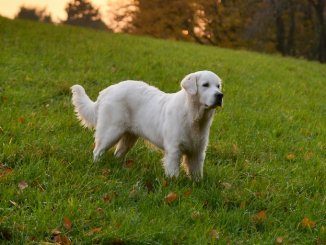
[181,71,223,109]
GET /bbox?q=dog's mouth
[205,104,221,109]
[205,100,223,109]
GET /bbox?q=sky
[0,0,125,26]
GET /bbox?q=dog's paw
[164,167,179,178]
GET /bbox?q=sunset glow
[0,0,127,27]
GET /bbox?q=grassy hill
[0,17,325,244]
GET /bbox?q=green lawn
[0,17,325,244]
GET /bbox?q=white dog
[71,71,223,180]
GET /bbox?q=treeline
[15,0,326,63]
[15,0,110,31]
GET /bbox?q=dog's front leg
[163,148,181,178]
[183,152,205,181]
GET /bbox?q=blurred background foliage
[14,0,326,63]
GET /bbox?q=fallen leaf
[0,165,13,178]
[92,227,102,233]
[301,217,316,229]
[129,188,138,198]
[191,211,201,220]
[232,144,239,154]
[165,192,178,204]
[103,194,112,203]
[1,96,8,102]
[123,159,134,168]
[162,180,168,187]
[184,189,192,197]
[101,168,110,176]
[221,182,232,189]
[286,153,296,160]
[9,200,18,207]
[276,236,284,244]
[145,180,154,192]
[253,210,267,223]
[203,200,209,208]
[18,181,28,190]
[304,151,314,160]
[53,234,71,245]
[63,216,72,230]
[209,229,219,240]
[86,227,102,236]
[240,201,246,209]
[18,117,25,124]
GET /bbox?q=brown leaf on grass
[63,216,72,230]
[165,192,178,204]
[1,96,8,103]
[123,159,134,168]
[53,234,71,245]
[232,144,239,154]
[209,229,219,240]
[18,117,25,124]
[301,217,316,229]
[162,180,168,187]
[92,227,102,233]
[276,236,284,244]
[253,210,267,223]
[221,182,232,189]
[101,168,110,177]
[286,153,296,160]
[129,188,138,198]
[103,194,112,203]
[191,211,201,220]
[203,200,209,208]
[145,180,154,193]
[86,227,102,236]
[240,201,246,209]
[18,181,28,190]
[0,164,13,178]
[184,189,192,197]
[304,151,314,160]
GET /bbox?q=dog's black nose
[215,93,223,100]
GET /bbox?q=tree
[308,0,326,62]
[15,6,52,23]
[63,0,109,30]
[110,0,325,62]
[113,0,200,42]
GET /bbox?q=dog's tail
[71,85,97,129]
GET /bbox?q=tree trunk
[270,0,286,55]
[309,0,326,62]
[287,1,296,56]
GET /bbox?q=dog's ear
[181,73,197,95]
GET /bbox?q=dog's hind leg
[182,153,205,181]
[114,133,138,158]
[93,126,124,162]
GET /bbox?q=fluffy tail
[71,85,97,129]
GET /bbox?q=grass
[0,17,325,244]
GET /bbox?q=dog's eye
[202,83,209,87]
[217,84,220,89]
